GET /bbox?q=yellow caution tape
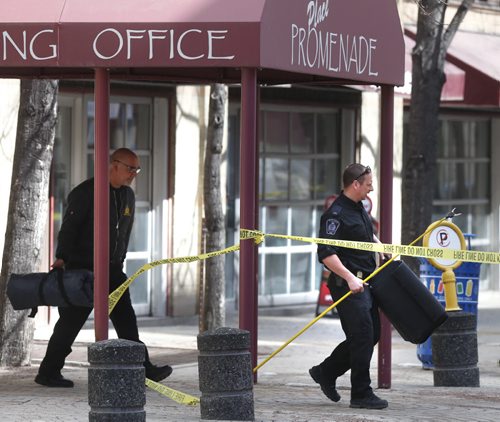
[240,229,500,265]
[108,230,263,313]
[108,244,240,314]
[108,247,240,406]
[145,378,200,406]
[251,215,447,373]
[109,227,497,314]
[104,224,498,381]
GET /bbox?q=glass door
[51,99,74,264]
[54,88,170,317]
[85,97,153,315]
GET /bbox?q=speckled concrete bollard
[432,311,480,387]
[88,339,146,421]
[197,327,254,421]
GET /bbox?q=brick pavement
[2,361,500,422]
[1,300,500,421]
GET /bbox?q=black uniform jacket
[55,178,135,271]
[317,192,376,276]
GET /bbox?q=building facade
[400,0,500,290]
[0,1,499,324]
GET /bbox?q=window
[431,116,491,286]
[258,107,343,300]
[226,85,360,304]
[51,104,73,262]
[402,114,491,249]
[434,117,491,245]
[260,110,340,202]
[402,113,492,286]
[86,97,154,313]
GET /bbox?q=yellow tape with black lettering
[108,244,241,314]
[110,228,499,313]
[109,227,500,316]
[145,378,200,406]
[240,229,500,265]
[108,246,241,406]
[104,226,499,405]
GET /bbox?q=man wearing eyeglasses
[35,148,172,387]
[309,163,388,409]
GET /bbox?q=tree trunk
[402,0,472,272]
[202,84,227,331]
[0,79,59,366]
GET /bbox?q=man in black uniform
[35,148,172,387]
[309,163,388,409]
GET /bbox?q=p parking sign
[423,221,466,271]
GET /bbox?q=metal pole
[94,68,110,341]
[378,84,394,388]
[253,87,260,378]
[239,68,258,377]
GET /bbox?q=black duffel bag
[7,268,94,311]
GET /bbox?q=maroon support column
[239,68,258,375]
[378,85,394,388]
[94,68,110,341]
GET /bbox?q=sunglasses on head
[355,166,371,180]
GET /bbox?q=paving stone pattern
[2,303,500,421]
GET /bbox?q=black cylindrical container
[370,260,448,344]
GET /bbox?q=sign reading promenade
[0,0,404,85]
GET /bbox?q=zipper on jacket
[111,189,120,260]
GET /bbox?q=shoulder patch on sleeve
[326,218,340,236]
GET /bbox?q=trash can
[417,234,481,369]
[371,260,448,344]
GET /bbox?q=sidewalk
[1,292,500,421]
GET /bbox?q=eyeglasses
[355,166,371,180]
[113,159,141,174]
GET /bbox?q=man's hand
[373,235,391,263]
[378,252,391,263]
[51,258,65,269]
[346,275,364,294]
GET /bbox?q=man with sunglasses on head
[309,163,388,409]
[35,148,172,388]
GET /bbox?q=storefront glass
[226,97,352,304]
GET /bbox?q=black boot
[35,372,74,388]
[350,392,388,409]
[309,365,340,402]
[145,364,173,382]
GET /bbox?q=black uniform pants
[319,275,381,399]
[38,266,151,376]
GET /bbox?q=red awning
[404,28,500,107]
[397,34,465,102]
[0,0,405,85]
[446,30,500,107]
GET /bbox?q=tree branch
[442,0,474,51]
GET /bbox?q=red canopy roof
[399,34,465,102]
[404,28,500,106]
[0,0,405,85]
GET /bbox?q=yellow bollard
[423,219,466,313]
[441,269,461,312]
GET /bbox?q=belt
[333,271,367,287]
